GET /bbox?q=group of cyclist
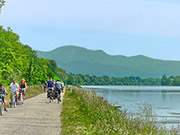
[0,77,64,113]
[0,79,27,112]
[45,78,65,102]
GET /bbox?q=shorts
[1,96,5,102]
[55,88,61,94]
[48,87,54,90]
[56,90,61,96]
[19,88,26,92]
[11,90,18,94]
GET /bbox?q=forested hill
[0,26,58,85]
[37,46,180,78]
[2,26,180,86]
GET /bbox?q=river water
[81,86,180,128]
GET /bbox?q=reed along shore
[61,86,179,135]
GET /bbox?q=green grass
[26,86,44,99]
[61,86,179,135]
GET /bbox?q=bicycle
[0,92,4,116]
[10,91,17,108]
[44,85,47,93]
[54,89,61,103]
[47,88,54,103]
[18,89,24,106]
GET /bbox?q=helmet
[0,83,4,87]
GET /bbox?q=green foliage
[66,74,161,86]
[160,74,179,86]
[0,0,5,9]
[56,68,69,82]
[67,74,75,85]
[0,26,58,85]
[2,26,180,87]
[64,73,180,86]
[161,74,167,86]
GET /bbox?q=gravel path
[0,93,62,135]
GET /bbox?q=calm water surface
[82,86,180,128]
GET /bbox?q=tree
[161,74,167,86]
[0,0,5,13]
[67,75,74,85]
[0,26,59,85]
[165,78,173,86]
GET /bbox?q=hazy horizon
[1,0,180,61]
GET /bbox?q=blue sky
[1,0,180,60]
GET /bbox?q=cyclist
[47,78,55,98]
[19,79,27,100]
[9,80,19,103]
[0,83,8,112]
[55,79,62,102]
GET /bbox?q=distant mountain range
[37,45,180,78]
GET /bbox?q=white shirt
[10,83,19,91]
[61,82,64,87]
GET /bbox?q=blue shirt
[48,81,54,87]
[0,88,6,95]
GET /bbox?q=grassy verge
[61,86,179,135]
[26,85,44,99]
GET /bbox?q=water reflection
[82,86,180,128]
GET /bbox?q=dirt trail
[0,93,62,135]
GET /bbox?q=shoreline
[82,85,180,129]
[61,86,180,134]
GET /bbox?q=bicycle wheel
[14,97,16,108]
[0,105,3,116]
